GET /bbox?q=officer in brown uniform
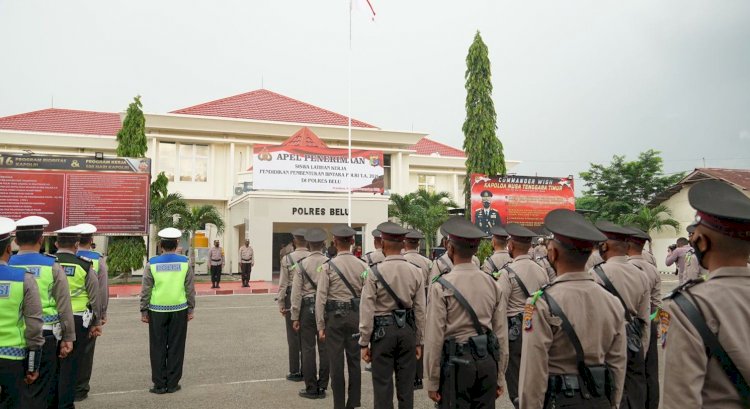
[291,227,329,399]
[641,247,657,268]
[592,221,651,409]
[662,180,750,408]
[363,230,385,266]
[430,218,481,283]
[359,222,425,409]
[519,209,627,409]
[208,240,224,289]
[401,229,431,390]
[277,228,308,382]
[423,217,508,408]
[584,249,604,271]
[624,226,661,409]
[316,225,367,409]
[482,225,513,278]
[238,239,254,287]
[496,223,549,408]
[683,223,708,282]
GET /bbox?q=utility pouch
[350,297,361,312]
[508,313,522,341]
[626,318,644,353]
[487,331,501,362]
[586,364,614,401]
[392,309,407,328]
[469,333,489,359]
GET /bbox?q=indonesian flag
[352,0,376,21]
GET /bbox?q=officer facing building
[277,228,308,382]
[481,225,513,278]
[140,227,196,395]
[359,221,425,409]
[662,180,750,408]
[401,229,431,391]
[423,217,508,408]
[430,217,481,283]
[0,217,44,409]
[519,209,627,409]
[315,225,367,409]
[9,216,75,409]
[474,190,501,235]
[362,230,385,267]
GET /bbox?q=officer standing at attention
[54,225,102,408]
[662,180,750,408]
[592,221,651,409]
[316,225,367,409]
[238,239,254,287]
[482,225,512,278]
[0,217,44,409]
[401,229,431,391]
[496,223,549,408]
[474,190,502,235]
[291,227,330,399]
[584,249,604,271]
[362,230,385,266]
[75,223,108,402]
[140,227,195,395]
[623,226,661,409]
[9,216,75,409]
[423,217,508,408]
[519,209,627,409]
[641,244,657,268]
[208,240,224,289]
[359,222,425,409]
[430,218,481,283]
[682,223,708,282]
[277,228,308,382]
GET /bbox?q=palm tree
[388,193,418,228]
[150,192,189,230]
[620,205,681,251]
[177,205,226,268]
[405,190,459,254]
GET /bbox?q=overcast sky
[1,0,749,189]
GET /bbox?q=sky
[1,0,749,190]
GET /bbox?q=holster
[579,363,614,401]
[350,297,361,313]
[392,309,414,329]
[469,333,489,359]
[487,331,501,363]
[439,338,459,409]
[626,317,644,353]
[508,313,523,342]
[26,349,42,373]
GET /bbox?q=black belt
[241,259,252,262]
[374,315,395,326]
[454,342,471,356]
[302,296,315,305]
[211,259,222,262]
[326,300,353,311]
[549,374,581,392]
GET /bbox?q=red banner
[470,174,575,232]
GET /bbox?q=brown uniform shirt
[315,252,368,331]
[290,251,327,321]
[429,253,481,283]
[239,245,254,266]
[424,263,509,391]
[358,255,426,346]
[362,249,385,266]
[584,250,604,271]
[628,255,662,311]
[592,256,651,353]
[682,249,707,282]
[519,272,628,409]
[481,250,512,276]
[642,250,657,267]
[403,250,431,288]
[498,255,549,317]
[535,256,557,283]
[277,248,310,309]
[208,247,224,266]
[140,255,196,314]
[0,261,44,350]
[662,266,750,409]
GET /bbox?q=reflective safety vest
[148,253,189,312]
[77,250,101,274]
[8,253,59,325]
[0,265,27,360]
[56,253,91,313]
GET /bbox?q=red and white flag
[352,0,376,21]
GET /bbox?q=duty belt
[549,374,582,392]
[374,315,395,326]
[301,296,315,305]
[325,300,353,311]
[42,314,60,324]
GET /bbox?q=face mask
[690,236,710,270]
[483,201,491,209]
[598,243,607,256]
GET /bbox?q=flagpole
[347,0,353,227]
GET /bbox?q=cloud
[740,130,750,140]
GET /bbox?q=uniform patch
[523,303,535,331]
[659,310,670,348]
[0,283,10,298]
[361,270,368,279]
[63,266,77,277]
[27,267,41,278]
[155,263,181,272]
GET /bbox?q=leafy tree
[389,190,457,254]
[463,31,506,213]
[388,192,418,228]
[476,239,493,264]
[621,205,681,251]
[150,172,188,230]
[177,205,226,268]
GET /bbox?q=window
[418,174,436,193]
[159,142,209,182]
[383,154,391,190]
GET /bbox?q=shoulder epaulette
[484,270,498,281]
[530,282,557,306]
[431,270,447,284]
[78,255,92,263]
[291,256,309,270]
[407,261,422,270]
[663,277,705,301]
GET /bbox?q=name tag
[155,263,182,272]
[63,266,77,277]
[27,267,41,278]
[0,283,10,298]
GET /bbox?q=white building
[0,89,520,280]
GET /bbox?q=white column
[228,143,235,197]
[150,137,158,177]
[452,173,459,201]
[397,152,404,193]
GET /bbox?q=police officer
[519,209,627,408]
[623,226,661,409]
[54,225,102,408]
[359,222,425,409]
[401,229,431,390]
[482,225,512,278]
[592,221,650,409]
[291,227,329,399]
[584,249,604,271]
[277,228,308,382]
[430,217,481,283]
[74,223,108,402]
[474,190,502,235]
[662,180,750,408]
[0,217,44,409]
[9,216,75,409]
[362,230,385,266]
[682,223,707,282]
[238,239,254,287]
[208,240,224,289]
[423,217,508,408]
[497,223,549,408]
[316,225,367,409]
[140,227,195,394]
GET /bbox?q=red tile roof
[171,89,377,129]
[649,167,750,206]
[282,127,328,148]
[410,137,465,158]
[0,108,121,136]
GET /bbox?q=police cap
[623,225,650,242]
[77,223,97,236]
[689,179,750,240]
[377,222,409,241]
[291,228,307,238]
[686,222,698,234]
[405,230,424,241]
[544,209,607,249]
[594,220,632,241]
[480,190,493,199]
[331,224,356,238]
[158,227,182,239]
[0,217,15,241]
[304,227,327,243]
[489,225,508,238]
[505,223,536,243]
[15,216,49,231]
[443,217,486,245]
[55,225,84,237]
[439,216,466,237]
[371,229,382,238]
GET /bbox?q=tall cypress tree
[462,31,506,213]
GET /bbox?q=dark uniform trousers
[440,346,497,409]
[620,344,646,409]
[325,305,361,409]
[148,309,188,390]
[644,321,659,409]
[75,335,96,400]
[240,264,252,286]
[371,320,416,409]
[26,331,59,409]
[300,298,329,393]
[506,321,523,409]
[210,265,222,286]
[56,315,90,408]
[0,359,26,409]
[284,290,302,375]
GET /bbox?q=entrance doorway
[271,222,365,276]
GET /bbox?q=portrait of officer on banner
[474,190,502,234]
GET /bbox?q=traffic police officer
[482,225,513,278]
[0,217,44,409]
[401,229,431,390]
[291,227,329,399]
[359,222,425,409]
[497,223,549,408]
[662,180,750,408]
[593,220,650,409]
[362,230,385,266]
[140,227,195,394]
[430,217,481,283]
[277,228,308,382]
[519,209,627,409]
[9,216,75,409]
[423,217,508,408]
[54,225,102,408]
[474,190,501,235]
[316,225,367,409]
